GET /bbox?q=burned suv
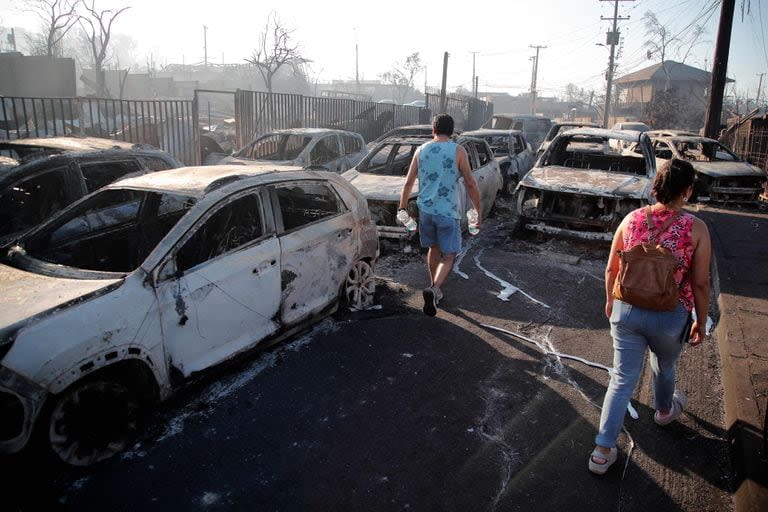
[0,137,180,245]
[516,128,655,240]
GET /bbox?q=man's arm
[399,148,420,210]
[456,145,481,222]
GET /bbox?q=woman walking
[589,158,712,475]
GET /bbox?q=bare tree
[23,0,78,57]
[245,13,306,95]
[643,10,707,91]
[381,53,423,104]
[78,0,129,97]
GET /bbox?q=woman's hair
[652,158,696,204]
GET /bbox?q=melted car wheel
[48,380,140,466]
[344,260,376,310]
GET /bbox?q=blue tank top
[417,141,460,219]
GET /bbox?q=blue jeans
[595,299,691,449]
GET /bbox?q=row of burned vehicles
[211,119,767,243]
[0,121,765,467]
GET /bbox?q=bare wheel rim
[345,260,375,310]
[49,381,140,466]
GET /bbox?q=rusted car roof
[462,129,524,137]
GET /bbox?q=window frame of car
[75,156,144,193]
[341,133,364,156]
[307,133,343,166]
[268,179,350,235]
[158,186,276,280]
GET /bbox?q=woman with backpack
[588,158,712,475]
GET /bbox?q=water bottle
[396,209,417,232]
[467,208,479,236]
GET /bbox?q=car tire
[343,260,376,310]
[47,379,142,466]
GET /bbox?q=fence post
[192,89,201,166]
[77,97,85,136]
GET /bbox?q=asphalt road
[5,204,735,512]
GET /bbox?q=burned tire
[343,260,376,310]
[48,380,141,466]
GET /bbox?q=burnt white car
[516,128,655,240]
[0,165,377,465]
[341,136,503,246]
[216,128,367,173]
[648,135,767,203]
[462,129,535,196]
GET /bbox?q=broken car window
[309,135,341,165]
[177,193,263,272]
[235,134,311,161]
[0,166,74,238]
[21,189,196,273]
[79,160,141,192]
[342,134,363,155]
[276,181,344,231]
[547,135,648,176]
[359,143,417,176]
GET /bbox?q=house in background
[612,60,733,129]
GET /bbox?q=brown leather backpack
[612,207,681,311]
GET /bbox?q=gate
[1,96,196,165]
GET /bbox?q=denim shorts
[419,212,461,254]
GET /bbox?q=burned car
[482,114,552,150]
[0,137,180,245]
[462,129,535,196]
[537,121,601,158]
[0,165,377,465]
[342,136,502,246]
[516,128,655,240]
[214,128,367,173]
[648,135,767,203]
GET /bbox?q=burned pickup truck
[647,135,767,203]
[515,128,655,241]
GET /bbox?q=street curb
[712,247,768,512]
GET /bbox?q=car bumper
[524,222,613,241]
[0,366,47,454]
[376,225,415,240]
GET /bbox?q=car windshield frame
[356,142,420,176]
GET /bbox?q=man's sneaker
[422,287,437,316]
[654,391,687,426]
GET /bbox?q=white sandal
[588,447,618,475]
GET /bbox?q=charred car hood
[343,171,418,201]
[690,161,766,178]
[0,263,121,330]
[520,167,650,198]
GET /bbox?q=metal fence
[1,96,196,165]
[425,88,494,131]
[234,90,431,148]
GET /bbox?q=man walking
[399,114,482,316]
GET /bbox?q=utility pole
[470,51,478,98]
[704,0,735,138]
[354,28,360,95]
[9,28,17,52]
[529,45,546,115]
[600,0,632,128]
[475,76,479,99]
[756,72,765,107]
[203,25,208,68]
[440,52,449,113]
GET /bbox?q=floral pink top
[622,207,695,311]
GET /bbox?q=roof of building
[614,60,733,85]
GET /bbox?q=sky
[1,0,766,101]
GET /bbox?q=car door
[155,189,281,377]
[272,179,355,325]
[463,140,500,218]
